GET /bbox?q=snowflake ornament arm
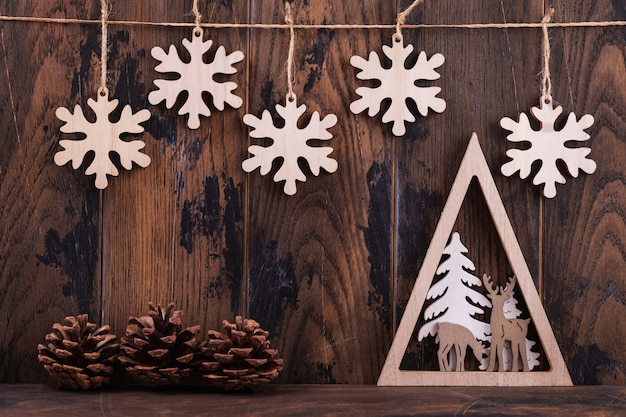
[500,100,595,198]
[55,91,151,189]
[350,37,446,136]
[242,95,338,195]
[148,29,244,129]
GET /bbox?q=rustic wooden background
[0,0,624,385]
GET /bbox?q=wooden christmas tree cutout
[378,133,572,386]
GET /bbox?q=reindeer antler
[482,274,497,294]
[483,274,518,296]
[502,275,517,296]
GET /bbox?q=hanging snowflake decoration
[148,28,244,129]
[55,90,151,189]
[242,94,338,195]
[350,35,446,136]
[500,99,596,198]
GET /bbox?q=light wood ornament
[377,133,573,386]
[417,231,492,345]
[242,94,338,195]
[436,322,484,372]
[483,274,530,372]
[55,90,151,189]
[148,28,244,130]
[350,35,446,137]
[500,99,595,198]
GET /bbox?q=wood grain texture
[0,2,103,383]
[100,0,248,347]
[1,0,626,386]
[544,0,626,384]
[394,0,546,374]
[3,384,626,416]
[247,0,394,383]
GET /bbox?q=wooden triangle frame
[378,133,572,386]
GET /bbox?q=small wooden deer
[436,322,484,372]
[483,274,530,372]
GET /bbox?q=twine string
[396,0,424,40]
[192,0,202,33]
[0,14,625,30]
[99,0,108,96]
[285,2,295,101]
[541,7,555,104]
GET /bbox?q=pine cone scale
[176,352,194,363]
[83,352,101,360]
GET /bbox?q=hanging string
[285,2,296,101]
[1,14,626,30]
[99,0,108,96]
[192,0,202,33]
[396,0,424,40]
[541,7,555,104]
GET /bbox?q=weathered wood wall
[544,0,626,384]
[0,0,624,385]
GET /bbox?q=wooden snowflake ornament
[55,90,151,189]
[500,98,596,198]
[350,34,446,136]
[242,94,338,195]
[149,28,244,129]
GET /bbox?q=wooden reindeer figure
[436,322,484,372]
[483,274,530,372]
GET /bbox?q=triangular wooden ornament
[378,133,572,386]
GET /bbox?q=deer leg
[438,343,451,372]
[453,344,460,372]
[510,342,519,372]
[458,345,466,372]
[520,341,529,372]
[498,342,509,372]
[437,345,445,371]
[487,339,498,372]
[496,342,505,372]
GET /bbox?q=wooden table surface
[2,384,626,416]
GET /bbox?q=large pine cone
[37,314,119,390]
[118,302,202,386]
[200,316,283,390]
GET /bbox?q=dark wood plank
[394,0,545,372]
[2,0,625,387]
[0,2,103,383]
[247,1,394,383]
[2,384,626,416]
[100,0,248,344]
[544,0,626,384]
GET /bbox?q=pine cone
[37,314,119,390]
[200,316,283,391]
[118,302,202,386]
